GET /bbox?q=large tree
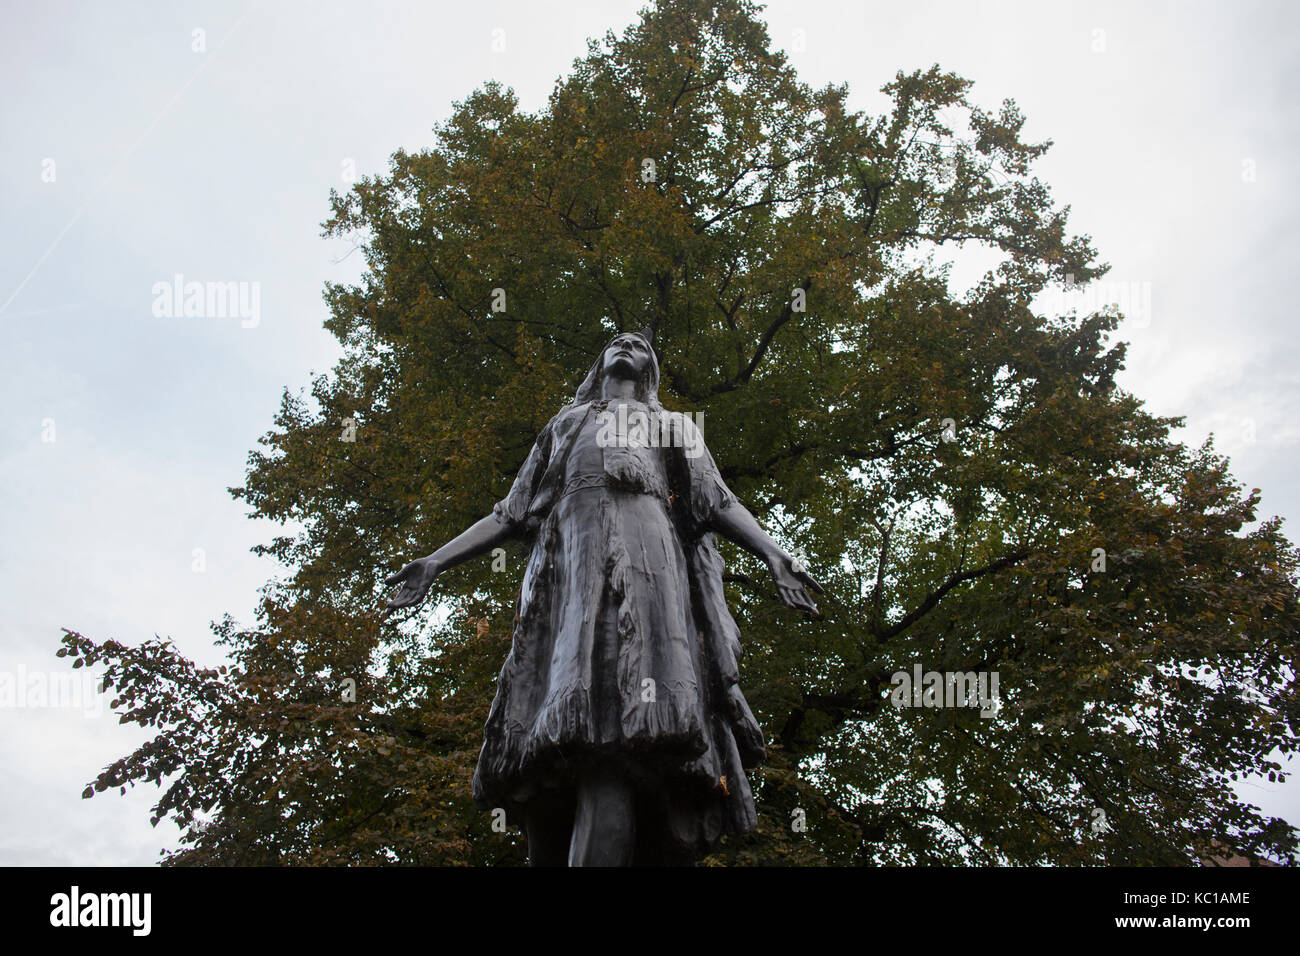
[65,0,1299,865]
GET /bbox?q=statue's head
[601,331,655,386]
[571,329,660,406]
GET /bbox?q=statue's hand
[767,553,824,618]
[384,556,442,617]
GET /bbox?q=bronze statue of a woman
[385,331,822,865]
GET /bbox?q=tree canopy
[64,0,1299,865]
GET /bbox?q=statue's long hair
[564,331,663,414]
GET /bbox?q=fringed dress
[471,397,764,855]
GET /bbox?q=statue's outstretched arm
[711,501,824,618]
[383,511,515,616]
[385,417,555,617]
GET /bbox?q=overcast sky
[2,0,1297,865]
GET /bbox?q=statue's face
[602,333,653,382]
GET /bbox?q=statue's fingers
[384,568,408,587]
[792,587,819,616]
[797,570,825,594]
[388,586,417,609]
